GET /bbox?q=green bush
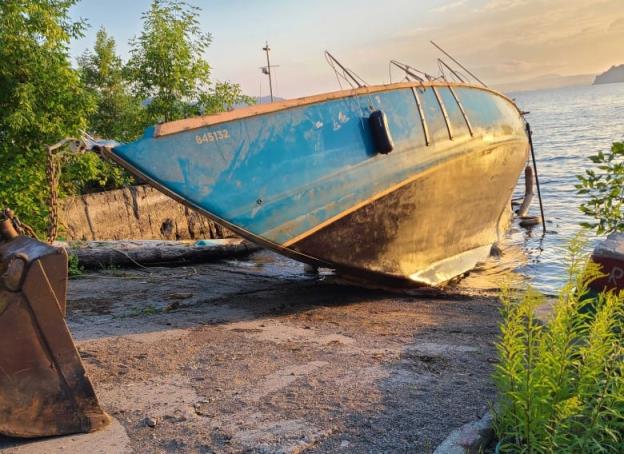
[1,1,254,235]
[0,0,93,233]
[67,251,84,278]
[494,235,624,452]
[576,142,624,234]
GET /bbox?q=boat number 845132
[195,129,230,144]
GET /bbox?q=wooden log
[54,239,261,269]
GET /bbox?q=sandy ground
[0,250,504,454]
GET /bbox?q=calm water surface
[505,82,624,294]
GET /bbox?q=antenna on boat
[325,51,367,88]
[261,42,280,102]
[430,40,487,87]
[389,60,431,82]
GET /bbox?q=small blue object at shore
[194,239,221,247]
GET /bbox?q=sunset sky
[69,0,624,98]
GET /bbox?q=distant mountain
[493,73,594,94]
[233,95,286,110]
[593,65,624,85]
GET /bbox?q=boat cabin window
[418,87,449,144]
[454,87,524,137]
[437,87,471,138]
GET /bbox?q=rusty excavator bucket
[0,218,110,438]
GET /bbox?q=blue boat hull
[109,82,528,285]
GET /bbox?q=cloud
[488,60,537,75]
[364,0,624,87]
[391,27,433,40]
[432,0,468,13]
[480,0,530,12]
[609,17,624,31]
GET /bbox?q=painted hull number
[195,129,230,144]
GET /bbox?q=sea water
[505,82,624,294]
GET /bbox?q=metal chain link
[1,208,39,240]
[45,138,85,243]
[1,138,87,244]
[46,147,59,243]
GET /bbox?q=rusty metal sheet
[0,233,109,438]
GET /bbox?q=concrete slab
[0,419,130,454]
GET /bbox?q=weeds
[494,234,624,452]
[128,305,159,317]
[99,262,128,277]
[68,252,84,277]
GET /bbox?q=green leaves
[1,0,254,234]
[126,0,212,123]
[494,235,624,452]
[126,0,253,124]
[78,27,145,143]
[0,0,93,233]
[577,142,624,234]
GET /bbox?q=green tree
[126,0,253,124]
[576,142,624,234]
[201,81,255,113]
[73,27,144,194]
[0,0,93,232]
[78,27,144,142]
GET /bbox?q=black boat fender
[368,110,394,154]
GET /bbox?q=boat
[0,53,530,440]
[95,74,528,286]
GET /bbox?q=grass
[127,304,159,317]
[67,252,84,277]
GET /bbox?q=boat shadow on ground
[64,250,490,343]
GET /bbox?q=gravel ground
[0,250,504,454]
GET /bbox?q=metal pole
[437,58,465,83]
[430,41,487,87]
[325,51,364,88]
[263,42,273,102]
[390,60,425,82]
[526,122,547,233]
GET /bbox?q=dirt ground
[0,250,505,454]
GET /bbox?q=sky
[69,0,624,99]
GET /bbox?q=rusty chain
[45,138,85,243]
[1,208,39,240]
[46,146,60,243]
[5,136,105,244]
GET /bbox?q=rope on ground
[108,247,152,269]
